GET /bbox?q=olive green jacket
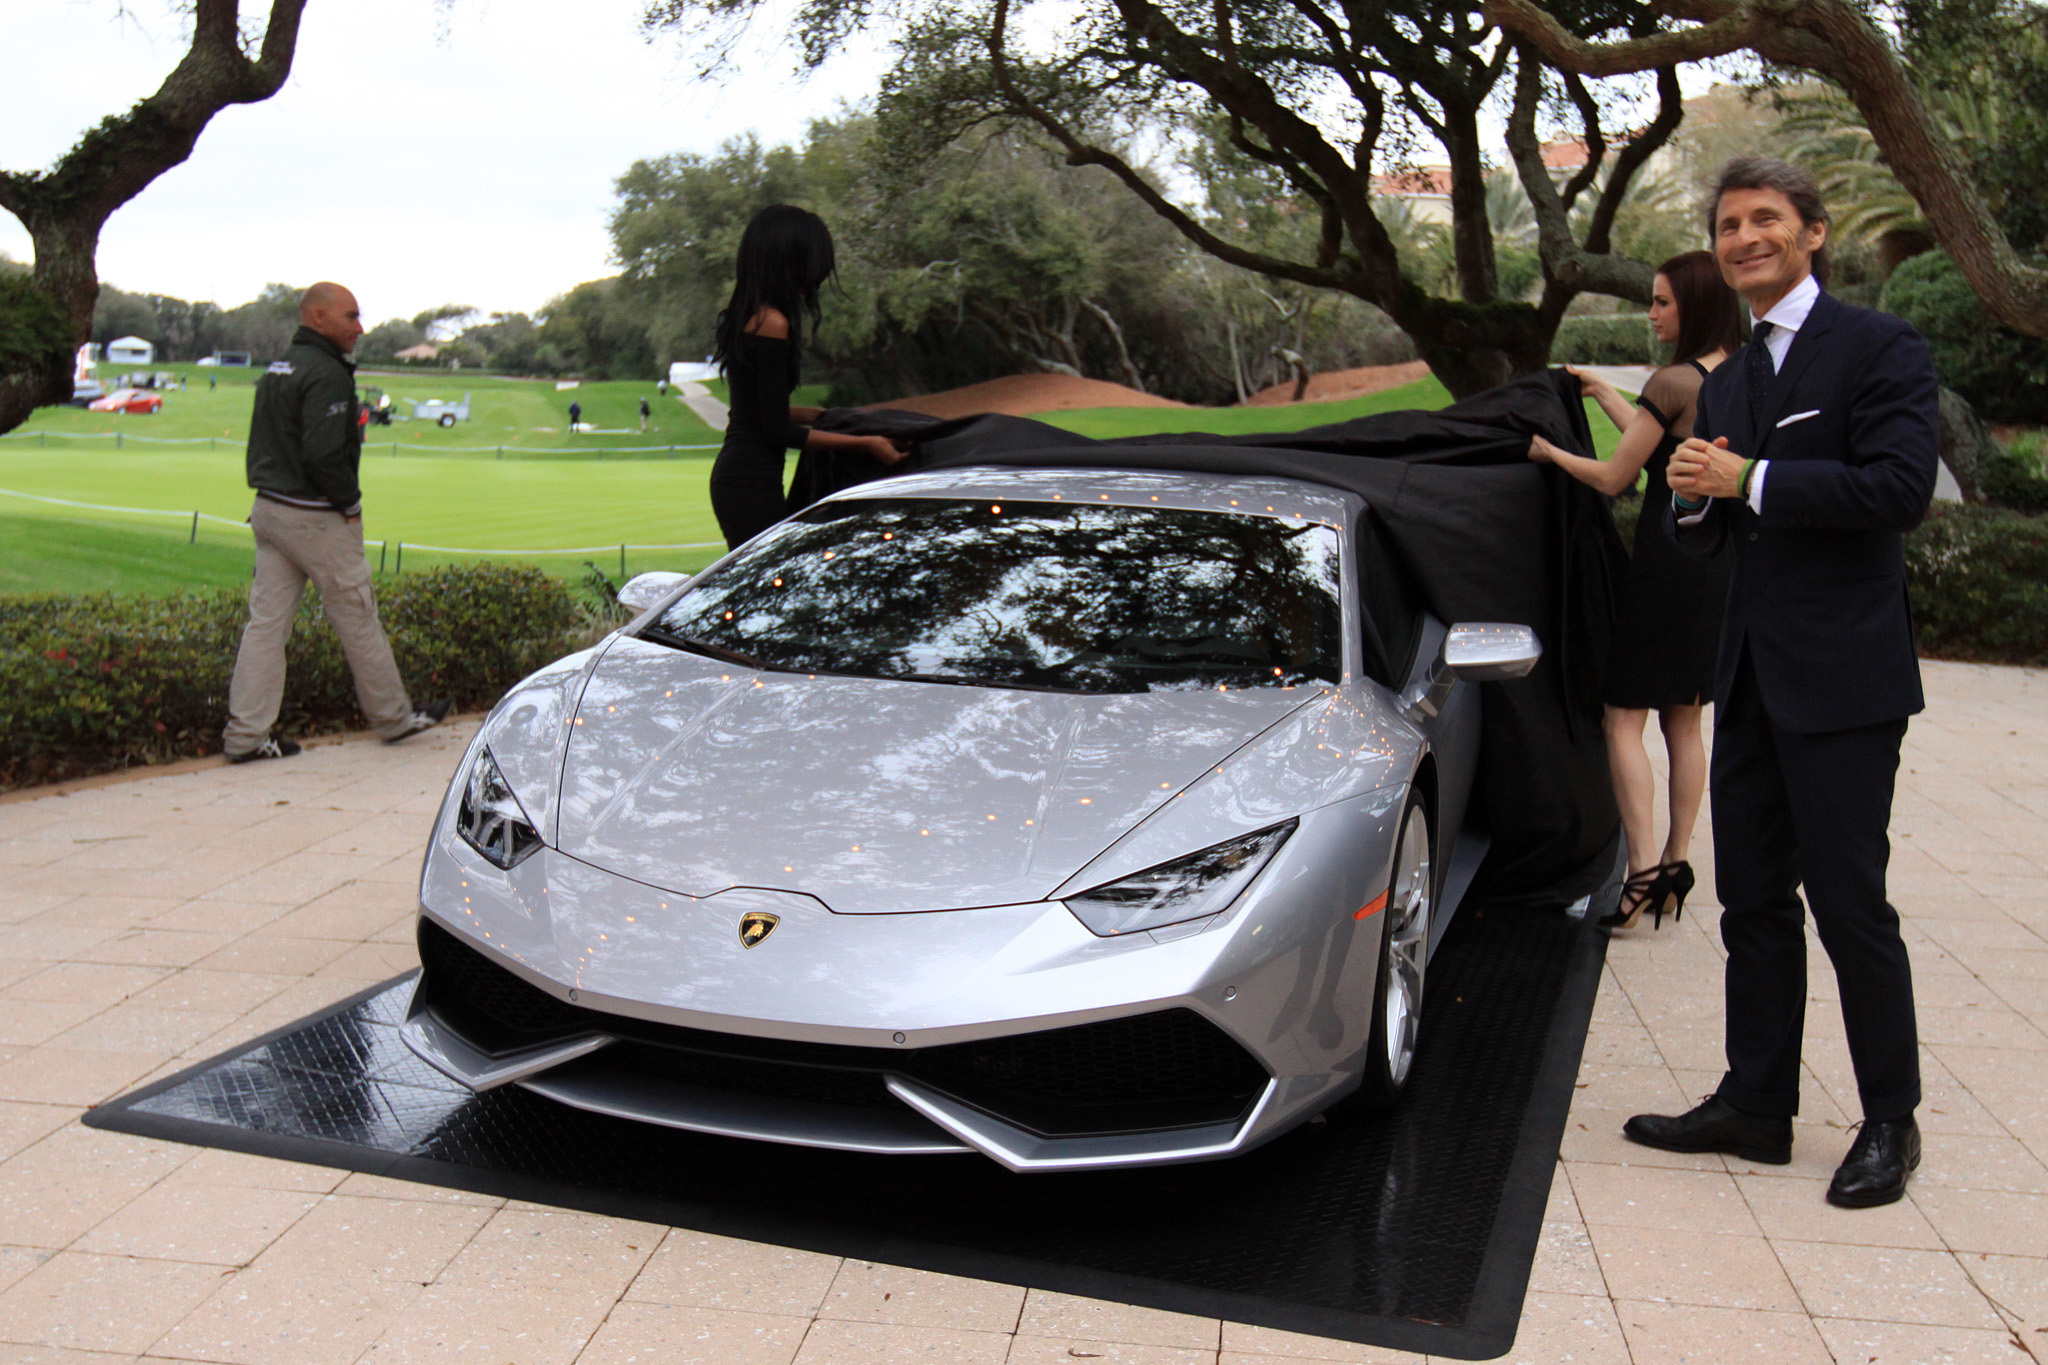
[245,326,363,515]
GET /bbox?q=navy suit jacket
[1672,289,1940,734]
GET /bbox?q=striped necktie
[1747,320,1777,428]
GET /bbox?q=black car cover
[803,369,1628,906]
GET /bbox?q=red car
[88,388,164,414]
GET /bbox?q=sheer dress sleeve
[1637,363,1703,440]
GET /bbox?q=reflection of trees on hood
[661,500,1340,691]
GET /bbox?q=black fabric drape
[804,370,1627,905]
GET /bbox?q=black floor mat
[86,903,1607,1360]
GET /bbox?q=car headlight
[456,747,543,869]
[1063,820,1296,937]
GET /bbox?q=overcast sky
[0,0,884,324]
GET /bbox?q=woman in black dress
[709,205,904,550]
[1530,250,1744,929]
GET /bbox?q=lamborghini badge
[738,912,780,949]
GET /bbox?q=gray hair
[1706,156,1832,282]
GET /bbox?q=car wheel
[438,413,456,427]
[1347,792,1433,1111]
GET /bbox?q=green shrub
[1551,315,1658,366]
[1983,431,2048,514]
[1904,504,2048,665]
[0,563,598,789]
[1880,251,2048,423]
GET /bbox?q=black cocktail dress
[1603,359,1733,709]
[709,333,809,551]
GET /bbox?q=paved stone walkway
[0,659,2043,1364]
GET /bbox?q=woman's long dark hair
[1659,249,1746,364]
[712,205,836,376]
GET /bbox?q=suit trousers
[222,498,415,755]
[1710,646,1920,1121]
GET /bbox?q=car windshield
[643,496,1344,693]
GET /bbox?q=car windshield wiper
[638,626,780,672]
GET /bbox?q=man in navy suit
[1622,157,1940,1208]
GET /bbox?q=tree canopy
[644,0,1690,396]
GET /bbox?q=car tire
[1343,791,1433,1113]
[438,413,456,427]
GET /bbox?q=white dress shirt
[1676,272,1818,523]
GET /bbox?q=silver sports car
[402,466,1540,1172]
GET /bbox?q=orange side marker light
[1353,892,1390,920]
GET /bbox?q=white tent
[106,336,155,365]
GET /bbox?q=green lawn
[9,363,722,456]
[3,372,1622,597]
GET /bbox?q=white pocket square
[1775,408,1822,429]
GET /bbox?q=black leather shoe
[1623,1096,1793,1165]
[1828,1117,1921,1208]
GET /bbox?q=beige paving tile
[49,1005,239,1056]
[240,1194,492,1283]
[1957,1251,2048,1335]
[1911,1132,2048,1194]
[0,1250,225,1354]
[137,900,284,937]
[0,1126,189,1248]
[0,1342,137,1363]
[1568,1164,1761,1236]
[817,1260,1025,1333]
[1773,1242,2002,1328]
[792,1318,1011,1364]
[72,930,237,971]
[267,884,418,941]
[121,970,294,1016]
[0,1244,51,1296]
[1734,1172,1947,1248]
[1526,1220,1605,1297]
[1812,1316,2031,1363]
[0,1104,80,1165]
[1217,1322,1424,1362]
[1012,1337,1219,1364]
[1495,1292,1629,1365]
[311,941,417,981]
[626,1231,842,1315]
[1017,1291,1217,1350]
[2,964,166,1010]
[434,1206,660,1298]
[155,1262,424,1365]
[329,1172,503,1206]
[1612,1302,1833,1364]
[574,1300,806,1365]
[0,1048,161,1108]
[0,1001,102,1049]
[357,1282,611,1364]
[72,1181,319,1266]
[1566,1063,1688,1115]
[1911,1186,2048,1257]
[161,1147,349,1194]
[188,935,352,978]
[1558,1114,1729,1171]
[1585,1226,1801,1311]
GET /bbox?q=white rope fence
[0,486,722,573]
[0,430,720,456]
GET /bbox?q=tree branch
[1486,0,2048,334]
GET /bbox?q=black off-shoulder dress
[709,333,809,551]
[1604,360,1734,709]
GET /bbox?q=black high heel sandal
[1599,865,1671,930]
[1659,861,1695,927]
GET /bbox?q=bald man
[222,282,448,762]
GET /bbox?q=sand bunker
[871,363,1432,419]
[1245,361,1432,406]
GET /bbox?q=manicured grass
[3,373,1624,596]
[0,512,256,596]
[9,363,721,455]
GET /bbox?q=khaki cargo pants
[222,498,415,756]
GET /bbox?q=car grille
[416,917,1269,1139]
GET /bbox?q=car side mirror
[617,571,690,616]
[1401,622,1541,721]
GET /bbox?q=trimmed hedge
[1552,315,1659,366]
[1880,250,2048,423]
[1,564,600,789]
[1903,503,2048,665]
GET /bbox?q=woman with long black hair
[709,205,904,550]
[1529,250,1745,931]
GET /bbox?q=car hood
[551,635,1319,913]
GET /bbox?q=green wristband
[1738,458,1757,500]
